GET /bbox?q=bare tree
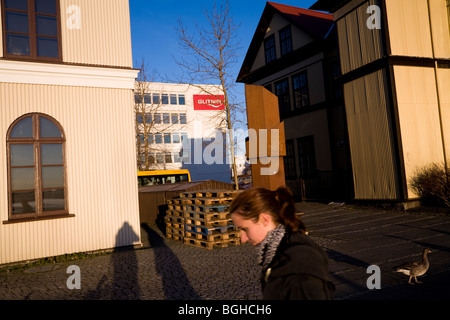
[175,0,243,190]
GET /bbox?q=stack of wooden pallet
[165,190,241,250]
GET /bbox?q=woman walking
[230,187,334,300]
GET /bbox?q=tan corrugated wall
[0,0,133,67]
[385,0,433,57]
[428,0,450,58]
[337,0,383,75]
[437,68,450,164]
[60,0,133,67]
[0,83,140,265]
[394,66,446,198]
[344,69,399,200]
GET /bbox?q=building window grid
[135,92,186,106]
[275,78,291,113]
[7,113,68,221]
[264,34,276,64]
[292,71,309,109]
[2,0,61,60]
[279,25,293,56]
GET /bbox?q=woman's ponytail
[274,187,306,234]
[230,186,308,234]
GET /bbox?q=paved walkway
[300,202,450,300]
[0,202,449,300]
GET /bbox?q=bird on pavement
[394,248,432,284]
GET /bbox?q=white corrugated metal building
[0,0,140,265]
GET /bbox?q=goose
[394,248,432,284]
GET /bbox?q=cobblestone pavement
[1,202,449,300]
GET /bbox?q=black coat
[261,231,335,300]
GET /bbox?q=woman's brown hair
[229,187,307,234]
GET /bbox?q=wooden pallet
[180,190,242,199]
[166,233,184,241]
[182,197,234,206]
[166,226,184,240]
[164,215,184,224]
[164,216,184,230]
[185,204,229,214]
[182,237,241,250]
[184,211,230,221]
[185,224,237,235]
[185,217,231,228]
[167,198,189,205]
[166,208,185,217]
[167,204,185,211]
[184,229,240,242]
[164,189,243,249]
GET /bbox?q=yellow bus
[138,169,191,187]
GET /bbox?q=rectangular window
[2,0,61,60]
[163,113,170,124]
[173,151,182,163]
[170,94,177,105]
[298,136,316,178]
[164,133,171,144]
[156,154,164,164]
[279,26,293,56]
[171,113,179,124]
[145,113,152,124]
[147,133,154,144]
[161,94,169,105]
[172,133,180,144]
[152,93,160,104]
[165,153,173,164]
[275,78,290,113]
[134,94,142,104]
[154,133,162,144]
[292,71,309,109]
[179,113,187,124]
[153,113,161,124]
[178,95,186,105]
[144,93,151,104]
[180,133,188,144]
[148,154,155,165]
[264,35,276,64]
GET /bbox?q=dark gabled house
[238,1,353,200]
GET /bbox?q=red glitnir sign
[193,95,225,110]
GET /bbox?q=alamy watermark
[366,5,382,30]
[66,265,81,290]
[366,265,381,290]
[67,5,81,30]
[179,121,281,176]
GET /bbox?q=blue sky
[129,0,318,81]
[129,0,318,152]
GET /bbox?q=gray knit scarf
[256,224,287,270]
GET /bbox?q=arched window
[7,113,68,221]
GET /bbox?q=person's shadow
[84,222,141,300]
[141,223,202,300]
[111,222,141,299]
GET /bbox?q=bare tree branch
[175,0,244,189]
